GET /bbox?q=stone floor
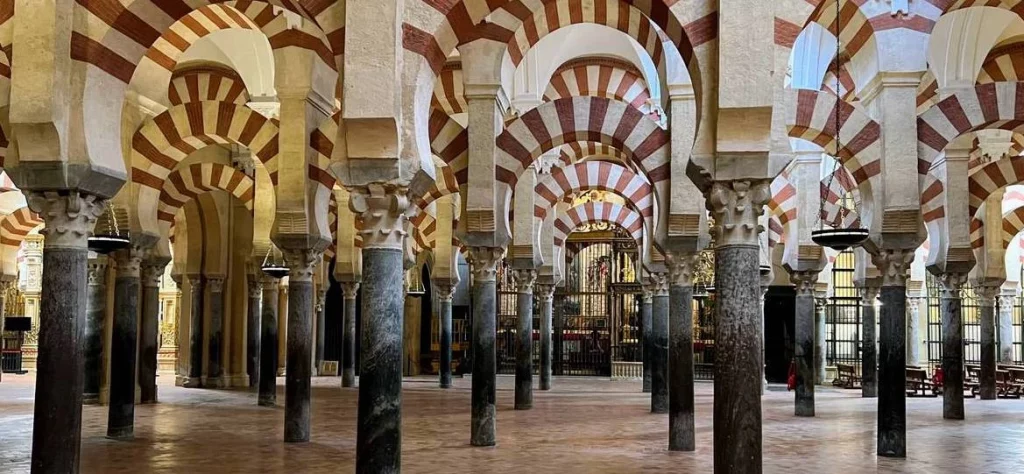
[1,373,1023,473]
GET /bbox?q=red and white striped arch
[767,215,784,249]
[168,67,251,106]
[432,64,466,116]
[544,59,656,120]
[131,102,279,189]
[969,155,1024,222]
[918,40,1024,115]
[767,171,796,247]
[534,161,654,221]
[1003,205,1024,249]
[785,89,882,191]
[157,163,255,224]
[0,207,42,247]
[553,201,644,248]
[325,196,338,260]
[557,141,636,170]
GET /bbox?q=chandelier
[261,246,289,279]
[88,202,130,254]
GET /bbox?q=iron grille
[925,276,983,368]
[826,250,861,371]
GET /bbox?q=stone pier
[341,282,359,388]
[873,250,914,458]
[998,293,1016,363]
[83,258,108,404]
[258,276,280,406]
[814,295,827,385]
[315,287,327,376]
[513,269,536,410]
[666,254,697,451]
[468,246,503,447]
[906,296,922,367]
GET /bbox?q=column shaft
[651,283,669,414]
[998,295,1015,363]
[641,290,653,393]
[258,279,280,406]
[139,260,166,403]
[906,298,921,367]
[814,298,827,385]
[537,285,554,391]
[668,264,695,451]
[356,248,404,472]
[976,287,999,401]
[878,285,908,456]
[83,260,107,404]
[939,278,964,419]
[315,289,326,375]
[107,249,141,440]
[469,247,502,447]
[284,267,314,443]
[186,277,205,386]
[861,288,878,398]
[247,279,261,389]
[794,281,816,416]
[341,283,359,387]
[206,278,225,387]
[438,287,454,389]
[513,269,536,410]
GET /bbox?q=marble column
[83,258,108,404]
[814,296,827,385]
[280,249,321,443]
[707,180,771,473]
[860,285,880,398]
[139,257,168,403]
[666,254,697,451]
[998,293,1016,364]
[435,281,457,389]
[315,287,327,375]
[0,279,7,385]
[975,285,1000,400]
[937,273,967,418]
[27,193,105,473]
[791,271,819,417]
[107,244,144,440]
[536,283,555,391]
[247,277,262,389]
[906,297,922,367]
[468,246,503,447]
[352,188,407,473]
[513,268,536,410]
[651,273,669,414]
[340,282,359,388]
[641,284,653,393]
[185,276,205,387]
[258,276,280,406]
[205,276,226,388]
[872,249,914,458]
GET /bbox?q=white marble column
[998,292,1016,364]
[906,296,922,367]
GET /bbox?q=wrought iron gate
[826,250,862,370]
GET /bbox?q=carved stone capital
[934,272,968,296]
[789,270,820,297]
[650,272,669,297]
[87,258,108,287]
[113,247,144,279]
[26,191,107,249]
[141,259,169,288]
[281,248,323,283]
[187,276,203,296]
[706,180,772,247]
[467,246,505,283]
[340,282,360,299]
[534,283,555,302]
[859,285,881,305]
[640,282,654,303]
[512,268,537,294]
[870,249,915,287]
[350,184,410,250]
[665,253,699,288]
[260,275,280,289]
[999,294,1016,313]
[434,282,457,303]
[247,277,263,296]
[974,285,1000,307]
[207,277,225,293]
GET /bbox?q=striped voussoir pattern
[918,82,1024,215]
[169,67,251,106]
[767,215,784,249]
[921,172,944,225]
[820,166,860,228]
[544,61,656,119]
[767,172,795,247]
[410,210,437,250]
[432,64,466,116]
[804,1,938,69]
[534,161,654,241]
[131,101,279,189]
[157,163,255,223]
[496,97,669,195]
[553,201,644,248]
[557,141,635,168]
[73,0,343,86]
[1001,206,1024,249]
[786,88,882,190]
[918,41,1024,114]
[820,59,857,103]
[325,196,338,259]
[0,207,42,247]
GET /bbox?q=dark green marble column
[536,283,555,391]
[139,257,168,403]
[107,246,144,440]
[83,258,108,404]
[435,281,456,389]
[258,277,280,406]
[513,268,536,410]
[341,282,359,388]
[937,273,966,419]
[872,250,914,458]
[975,285,999,401]
[667,253,697,451]
[468,247,503,447]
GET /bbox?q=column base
[202,376,226,388]
[258,395,277,407]
[182,377,203,388]
[140,387,158,404]
[106,427,134,441]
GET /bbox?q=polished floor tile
[1,373,1022,473]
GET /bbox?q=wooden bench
[965,364,981,398]
[832,363,861,389]
[999,367,1024,399]
[906,367,938,397]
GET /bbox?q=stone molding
[281,248,323,283]
[534,283,555,302]
[87,258,108,287]
[467,246,505,283]
[512,268,537,294]
[665,253,699,288]
[350,184,409,251]
[26,191,107,250]
[434,282,457,303]
[340,282,360,299]
[789,270,820,297]
[870,249,915,287]
[706,180,772,247]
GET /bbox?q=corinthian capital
[665,253,699,288]
[706,180,772,247]
[26,191,107,249]
[281,248,323,283]
[512,268,537,294]
[871,249,915,287]
[467,246,504,283]
[789,270,820,297]
[650,272,669,297]
[141,258,170,288]
[350,184,410,250]
[87,258,108,287]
